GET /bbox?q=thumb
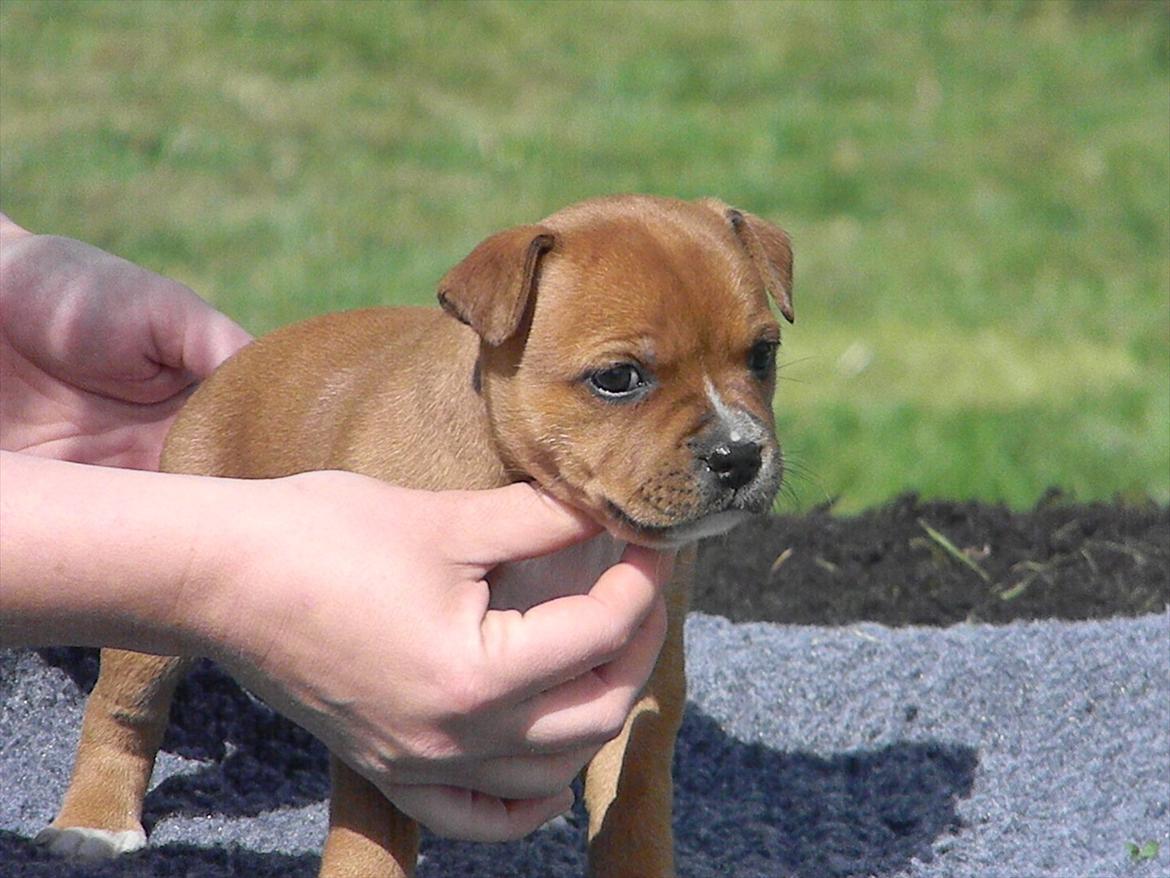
[177,300,253,380]
[438,483,601,570]
[125,300,252,405]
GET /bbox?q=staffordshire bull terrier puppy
[39,194,793,877]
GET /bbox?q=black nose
[705,440,763,491]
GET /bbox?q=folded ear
[437,225,556,345]
[704,200,794,323]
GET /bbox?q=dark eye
[588,363,647,399]
[748,340,778,379]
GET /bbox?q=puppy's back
[163,307,503,491]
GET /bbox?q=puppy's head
[439,195,793,549]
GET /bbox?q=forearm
[0,451,245,654]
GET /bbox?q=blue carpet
[2,611,1167,877]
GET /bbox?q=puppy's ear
[438,226,556,345]
[704,200,794,324]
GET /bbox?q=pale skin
[0,212,672,842]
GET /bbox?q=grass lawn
[2,0,1167,512]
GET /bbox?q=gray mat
[2,611,1167,877]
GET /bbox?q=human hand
[0,215,671,844]
[0,214,251,469]
[203,474,672,842]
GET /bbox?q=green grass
[2,0,1167,512]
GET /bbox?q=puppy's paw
[34,825,146,860]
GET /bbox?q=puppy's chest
[487,534,626,612]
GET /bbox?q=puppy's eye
[748,340,778,379]
[588,363,647,399]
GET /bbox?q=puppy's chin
[526,476,771,549]
[602,502,756,549]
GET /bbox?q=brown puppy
[38,195,793,877]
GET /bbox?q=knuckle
[399,729,460,763]
[595,619,632,659]
[436,660,495,718]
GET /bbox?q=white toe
[34,825,146,860]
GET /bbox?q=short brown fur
[43,195,792,876]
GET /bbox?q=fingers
[391,745,597,800]
[512,588,667,751]
[438,483,601,570]
[179,306,252,380]
[152,279,251,381]
[385,783,572,842]
[477,543,670,700]
[454,748,595,800]
[368,494,673,844]
[385,550,671,833]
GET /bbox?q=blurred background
[2,0,1166,513]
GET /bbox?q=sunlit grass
[2,0,1167,511]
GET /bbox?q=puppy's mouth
[523,452,781,548]
[597,454,782,548]
[603,498,757,549]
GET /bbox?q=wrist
[182,474,352,735]
[179,476,293,668]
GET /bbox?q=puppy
[38,194,793,877]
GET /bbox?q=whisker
[776,355,819,372]
[775,448,830,511]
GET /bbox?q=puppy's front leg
[321,755,418,878]
[583,550,692,878]
[38,648,188,858]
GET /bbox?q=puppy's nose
[705,440,762,490]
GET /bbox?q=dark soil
[693,491,1170,626]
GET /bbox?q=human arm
[0,214,672,840]
[0,452,669,839]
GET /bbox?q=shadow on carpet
[7,651,977,878]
